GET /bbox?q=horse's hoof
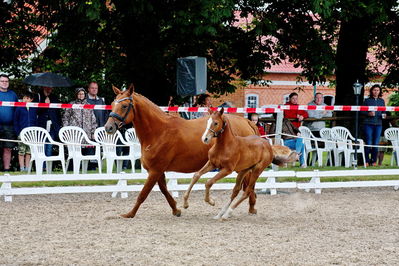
[249,209,257,215]
[221,214,230,220]
[120,213,134,218]
[206,198,215,206]
[183,202,189,209]
[173,209,182,217]
[213,214,222,220]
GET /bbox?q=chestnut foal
[183,108,274,219]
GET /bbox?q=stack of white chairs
[331,126,366,168]
[318,128,335,167]
[94,127,137,174]
[59,126,102,174]
[124,128,146,173]
[298,126,317,167]
[20,127,66,175]
[384,127,399,166]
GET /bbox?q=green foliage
[0,1,45,77]
[2,0,399,105]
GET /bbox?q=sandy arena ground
[1,187,399,265]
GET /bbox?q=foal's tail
[271,145,299,166]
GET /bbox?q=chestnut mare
[183,108,273,219]
[104,85,259,218]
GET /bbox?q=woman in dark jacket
[361,85,386,166]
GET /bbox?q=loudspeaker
[176,56,207,96]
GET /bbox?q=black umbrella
[23,72,74,87]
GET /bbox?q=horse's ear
[219,107,224,115]
[112,85,121,95]
[208,108,213,115]
[128,83,135,94]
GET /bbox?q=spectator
[269,115,306,168]
[192,94,212,119]
[14,91,37,172]
[0,74,18,171]
[284,92,308,128]
[250,113,266,136]
[304,92,333,137]
[62,87,97,139]
[361,85,386,166]
[33,86,62,157]
[86,82,108,127]
[63,88,97,171]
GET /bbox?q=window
[245,94,259,108]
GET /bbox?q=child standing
[14,91,37,172]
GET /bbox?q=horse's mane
[133,92,183,121]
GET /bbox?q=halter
[209,121,226,138]
[109,96,134,128]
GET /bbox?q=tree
[241,0,399,105]
[0,1,46,76]
[21,0,277,104]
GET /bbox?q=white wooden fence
[1,169,399,202]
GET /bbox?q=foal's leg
[204,168,233,206]
[214,169,249,219]
[121,171,160,218]
[240,171,257,214]
[222,167,263,219]
[158,173,181,217]
[183,160,215,209]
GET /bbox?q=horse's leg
[213,169,249,219]
[157,173,181,217]
[248,184,257,215]
[204,168,233,206]
[222,167,262,219]
[240,170,258,215]
[121,171,160,218]
[183,160,215,209]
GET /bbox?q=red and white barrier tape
[1,101,398,113]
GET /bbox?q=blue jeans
[284,138,305,165]
[363,124,382,164]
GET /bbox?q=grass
[1,152,398,188]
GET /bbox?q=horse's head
[201,107,226,144]
[104,84,135,134]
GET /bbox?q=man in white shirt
[304,93,333,137]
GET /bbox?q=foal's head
[105,84,135,134]
[201,108,226,144]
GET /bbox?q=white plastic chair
[318,128,335,167]
[124,128,146,173]
[94,127,136,174]
[20,127,66,175]
[331,126,366,168]
[59,126,102,174]
[299,126,317,166]
[384,127,399,166]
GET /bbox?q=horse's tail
[271,145,299,166]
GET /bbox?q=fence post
[168,178,179,198]
[112,172,128,198]
[1,180,12,202]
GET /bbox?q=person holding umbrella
[33,86,62,157]
[0,74,18,171]
[24,72,73,157]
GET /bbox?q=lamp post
[353,80,363,169]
